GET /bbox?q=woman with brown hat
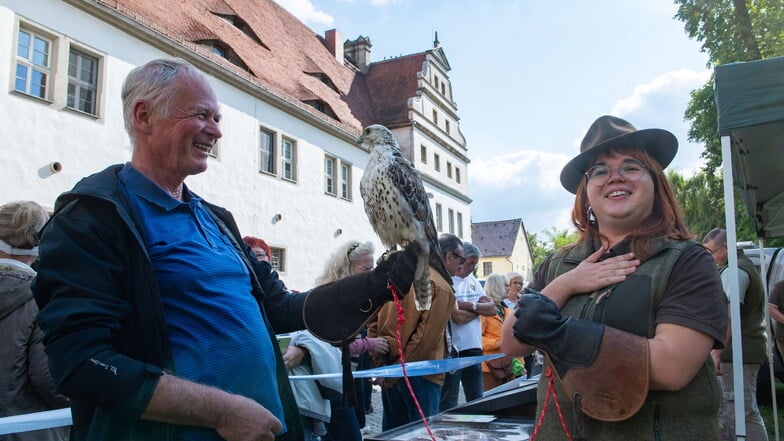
[501,115,728,440]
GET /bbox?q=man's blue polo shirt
[118,164,284,440]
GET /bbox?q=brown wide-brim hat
[560,115,678,194]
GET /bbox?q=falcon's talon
[359,298,373,313]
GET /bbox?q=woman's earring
[587,205,597,226]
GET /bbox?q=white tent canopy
[714,55,784,441]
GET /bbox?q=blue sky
[274,0,712,236]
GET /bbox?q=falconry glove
[512,289,649,422]
[303,241,419,344]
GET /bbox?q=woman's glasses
[585,160,648,186]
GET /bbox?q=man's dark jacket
[32,164,305,441]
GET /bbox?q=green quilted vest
[719,252,768,365]
[533,239,721,441]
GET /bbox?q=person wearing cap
[501,115,728,440]
[0,201,70,441]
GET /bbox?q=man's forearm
[141,373,234,428]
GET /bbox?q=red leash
[530,367,572,441]
[389,283,437,441]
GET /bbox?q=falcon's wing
[385,150,452,286]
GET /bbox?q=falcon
[358,124,451,311]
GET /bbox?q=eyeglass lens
[585,160,646,186]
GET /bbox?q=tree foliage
[673,0,784,243]
[527,227,580,269]
[675,0,784,173]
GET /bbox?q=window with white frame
[281,137,297,182]
[15,27,52,100]
[435,203,443,231]
[457,212,463,238]
[434,153,441,172]
[432,109,438,125]
[483,262,492,277]
[259,127,276,174]
[67,48,99,115]
[13,23,104,117]
[420,145,427,163]
[340,162,352,200]
[447,162,452,179]
[456,167,461,184]
[270,247,286,272]
[445,120,450,134]
[325,156,337,195]
[448,208,455,234]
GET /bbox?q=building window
[67,48,99,115]
[271,247,286,272]
[15,28,52,99]
[434,76,439,89]
[447,162,453,179]
[457,212,463,238]
[441,83,446,95]
[448,208,455,234]
[483,262,493,277]
[435,203,443,231]
[325,156,337,195]
[456,168,461,184]
[445,120,450,134]
[420,145,427,163]
[434,153,441,172]
[259,127,276,174]
[432,109,438,125]
[281,137,297,182]
[340,162,352,200]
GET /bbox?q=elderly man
[703,228,768,441]
[440,242,495,411]
[33,59,417,441]
[368,233,462,431]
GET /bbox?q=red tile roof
[98,0,433,135]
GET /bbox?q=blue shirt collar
[118,163,200,211]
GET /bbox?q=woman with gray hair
[0,201,69,441]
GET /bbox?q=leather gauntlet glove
[512,288,649,422]
[303,242,419,344]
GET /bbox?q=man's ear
[132,100,153,134]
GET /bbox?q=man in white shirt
[439,241,495,411]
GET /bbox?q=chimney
[325,29,343,62]
[344,36,372,73]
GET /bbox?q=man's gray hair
[122,59,203,142]
[438,233,463,259]
[703,228,727,246]
[462,242,481,259]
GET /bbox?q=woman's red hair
[569,148,692,260]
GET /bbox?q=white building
[0,0,471,289]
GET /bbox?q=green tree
[527,228,580,269]
[674,0,784,243]
[675,0,784,174]
[667,169,757,241]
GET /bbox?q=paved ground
[361,383,466,439]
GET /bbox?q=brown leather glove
[513,289,649,422]
[303,243,419,344]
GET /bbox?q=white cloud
[468,150,575,235]
[609,68,712,177]
[273,0,334,26]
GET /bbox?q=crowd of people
[2,57,780,441]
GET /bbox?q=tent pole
[721,134,747,441]
[758,237,780,441]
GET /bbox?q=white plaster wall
[0,0,386,290]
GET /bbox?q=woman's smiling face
[585,151,654,234]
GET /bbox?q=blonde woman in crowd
[1,201,69,441]
[481,273,522,391]
[504,272,525,308]
[283,240,388,441]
